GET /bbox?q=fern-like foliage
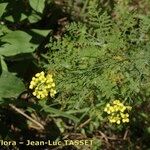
[41,0,150,129]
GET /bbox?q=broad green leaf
[20,13,27,21]
[1,1,28,22]
[0,3,7,18]
[28,13,41,23]
[0,31,36,56]
[29,0,45,13]
[0,71,25,98]
[31,29,50,37]
[0,56,8,71]
[3,15,14,22]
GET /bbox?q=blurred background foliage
[0,0,150,149]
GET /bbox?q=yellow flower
[113,100,121,105]
[104,105,115,114]
[119,105,126,112]
[126,106,132,110]
[104,103,110,112]
[106,103,110,107]
[114,105,119,111]
[116,120,121,124]
[109,116,116,123]
[109,106,115,113]
[29,71,57,99]
[51,83,55,87]
[122,118,129,123]
[29,84,34,89]
[33,91,36,96]
[50,89,57,97]
[35,72,42,77]
[104,99,132,124]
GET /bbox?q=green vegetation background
[0,0,150,149]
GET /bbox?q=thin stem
[9,104,44,130]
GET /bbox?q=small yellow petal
[51,83,55,87]
[107,110,111,114]
[47,85,52,88]
[126,106,132,110]
[30,81,35,86]
[122,118,129,123]
[104,108,108,112]
[32,77,36,80]
[40,71,45,76]
[33,92,36,96]
[113,100,121,105]
[46,78,53,83]
[37,95,41,99]
[35,73,40,77]
[116,120,121,124]
[106,103,110,107]
[29,85,33,89]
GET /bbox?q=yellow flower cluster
[104,100,132,124]
[29,71,56,99]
